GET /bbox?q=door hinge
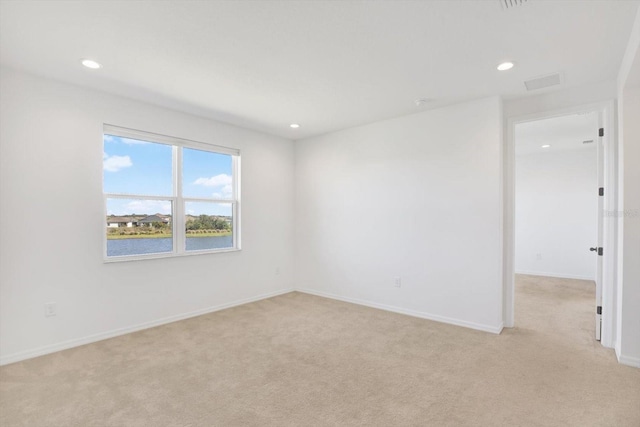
[599,187,604,196]
[598,247,603,256]
[597,306,602,315]
[599,128,604,137]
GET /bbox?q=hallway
[515,274,599,350]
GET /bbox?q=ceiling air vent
[524,73,562,91]
[499,0,528,10]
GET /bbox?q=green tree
[186,215,230,231]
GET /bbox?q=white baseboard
[296,288,504,335]
[515,270,595,281]
[617,353,640,368]
[0,288,295,366]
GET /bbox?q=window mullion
[233,155,241,250]
[174,145,185,254]
[182,197,234,204]
[104,193,173,201]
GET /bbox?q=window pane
[183,148,233,199]
[103,134,173,196]
[185,202,233,251]
[106,198,173,257]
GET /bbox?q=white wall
[503,80,617,119]
[0,68,295,365]
[616,5,640,367]
[617,86,640,367]
[515,148,598,280]
[294,97,504,333]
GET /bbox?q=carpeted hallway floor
[1,275,639,426]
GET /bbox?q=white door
[594,117,605,341]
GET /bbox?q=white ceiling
[1,0,637,139]
[515,112,598,156]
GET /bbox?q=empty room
[1,1,639,426]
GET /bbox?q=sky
[104,134,233,217]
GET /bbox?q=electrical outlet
[44,302,57,317]
[275,267,280,275]
[536,253,542,260]
[393,277,401,288]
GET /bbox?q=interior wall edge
[296,288,504,335]
[617,353,640,368]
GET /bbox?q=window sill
[103,247,241,263]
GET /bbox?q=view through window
[103,126,239,259]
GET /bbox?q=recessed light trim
[290,123,300,129]
[81,59,102,69]
[542,144,551,148]
[497,61,515,71]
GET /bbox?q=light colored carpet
[1,275,639,426]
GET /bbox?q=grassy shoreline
[107,232,231,240]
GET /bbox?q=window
[103,125,240,261]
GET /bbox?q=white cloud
[125,199,171,215]
[103,153,133,172]
[193,174,233,198]
[193,174,232,187]
[211,184,233,199]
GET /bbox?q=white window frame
[103,124,241,262]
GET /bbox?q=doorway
[514,112,601,340]
[504,101,616,348]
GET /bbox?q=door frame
[504,100,617,348]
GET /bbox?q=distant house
[106,216,134,228]
[138,214,170,226]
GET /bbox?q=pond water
[107,235,233,257]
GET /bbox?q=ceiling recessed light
[290,123,300,129]
[542,144,551,148]
[81,59,102,69]
[497,61,515,71]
